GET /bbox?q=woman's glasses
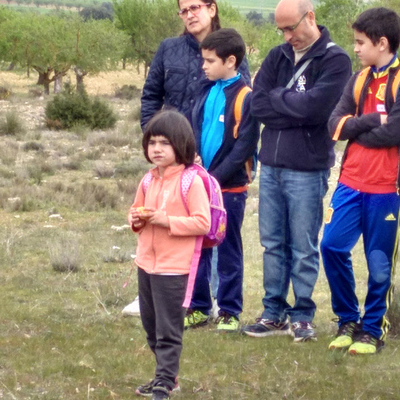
[178,3,210,18]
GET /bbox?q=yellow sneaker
[216,312,239,333]
[184,309,209,330]
[348,332,384,355]
[328,321,361,350]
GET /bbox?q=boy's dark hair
[142,109,195,167]
[200,28,246,69]
[352,7,400,54]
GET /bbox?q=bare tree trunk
[54,75,63,93]
[37,73,45,86]
[74,67,87,93]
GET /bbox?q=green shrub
[114,84,141,100]
[22,141,44,152]
[45,84,117,131]
[0,111,25,136]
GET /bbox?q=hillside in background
[228,0,278,16]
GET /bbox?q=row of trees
[6,0,99,10]
[0,8,126,94]
[1,0,399,95]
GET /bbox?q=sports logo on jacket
[296,75,307,92]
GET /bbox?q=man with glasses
[241,0,351,342]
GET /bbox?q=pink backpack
[142,164,227,308]
[142,164,227,248]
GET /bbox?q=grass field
[0,68,400,400]
[227,0,278,15]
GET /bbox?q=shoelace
[357,333,376,345]
[292,321,314,330]
[216,312,233,324]
[337,322,358,337]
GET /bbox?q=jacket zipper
[274,131,282,165]
[151,176,163,273]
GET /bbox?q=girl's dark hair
[142,109,196,167]
[178,0,221,34]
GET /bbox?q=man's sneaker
[328,321,361,350]
[348,332,384,355]
[241,318,291,338]
[216,312,239,332]
[291,321,317,342]
[184,309,209,329]
[152,385,170,400]
[135,379,180,397]
[122,296,140,317]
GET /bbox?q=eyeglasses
[276,12,308,35]
[178,3,210,18]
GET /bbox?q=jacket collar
[184,33,200,50]
[282,25,331,63]
[150,164,185,179]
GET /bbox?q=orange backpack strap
[353,67,371,115]
[391,68,400,101]
[233,86,252,139]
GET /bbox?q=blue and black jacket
[251,26,352,171]
[141,33,251,129]
[192,76,259,190]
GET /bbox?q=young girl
[128,110,211,400]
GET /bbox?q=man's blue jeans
[259,165,329,323]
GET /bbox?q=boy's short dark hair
[352,7,400,54]
[142,109,195,167]
[200,28,246,69]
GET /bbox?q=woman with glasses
[140,0,250,129]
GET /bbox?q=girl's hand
[147,209,170,228]
[128,207,153,229]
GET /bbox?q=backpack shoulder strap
[233,86,252,139]
[180,167,198,214]
[353,67,371,115]
[142,172,153,195]
[391,67,400,101]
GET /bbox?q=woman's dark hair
[142,109,196,167]
[178,0,221,34]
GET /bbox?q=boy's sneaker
[241,318,291,337]
[135,379,180,397]
[291,321,317,342]
[328,321,361,350]
[184,309,209,329]
[122,296,140,317]
[216,312,239,332]
[348,332,384,355]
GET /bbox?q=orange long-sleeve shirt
[130,165,211,275]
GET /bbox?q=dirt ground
[0,64,145,97]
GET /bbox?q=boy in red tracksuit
[321,7,400,355]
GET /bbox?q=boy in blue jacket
[184,28,259,332]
